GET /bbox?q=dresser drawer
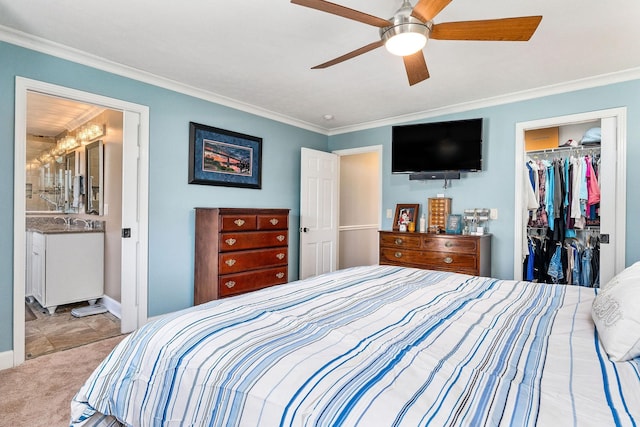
[220,215,257,231]
[219,247,288,274]
[257,214,288,230]
[380,233,422,249]
[380,248,477,271]
[219,231,288,252]
[422,236,478,254]
[219,267,288,297]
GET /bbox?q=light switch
[386,209,393,219]
[490,208,498,220]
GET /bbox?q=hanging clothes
[524,148,601,286]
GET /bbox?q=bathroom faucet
[54,216,71,226]
[73,218,94,229]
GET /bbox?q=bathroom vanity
[26,220,104,314]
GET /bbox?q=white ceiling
[2,0,640,133]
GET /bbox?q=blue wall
[329,80,640,280]
[0,41,328,352]
[3,39,639,355]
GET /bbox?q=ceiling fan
[291,0,542,86]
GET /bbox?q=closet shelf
[526,144,600,156]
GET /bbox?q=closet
[514,109,626,287]
[523,122,601,285]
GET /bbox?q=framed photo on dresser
[446,214,463,234]
[393,204,419,231]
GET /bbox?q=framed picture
[446,214,463,234]
[393,203,419,231]
[188,122,262,189]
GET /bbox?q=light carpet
[0,335,126,427]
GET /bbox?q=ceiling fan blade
[312,40,384,69]
[411,0,452,22]
[431,16,542,41]
[403,51,430,86]
[291,0,392,28]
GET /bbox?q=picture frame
[446,214,463,234]
[188,121,262,189]
[393,203,420,231]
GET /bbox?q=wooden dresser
[379,231,491,277]
[194,208,290,304]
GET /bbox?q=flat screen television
[391,118,483,175]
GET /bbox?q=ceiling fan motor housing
[380,16,432,42]
[380,2,432,55]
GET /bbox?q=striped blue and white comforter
[71,266,640,426]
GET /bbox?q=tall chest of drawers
[194,208,290,304]
[379,231,491,277]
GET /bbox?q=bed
[71,265,640,426]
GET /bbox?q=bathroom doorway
[23,92,123,359]
[13,78,150,366]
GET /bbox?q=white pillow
[591,261,640,361]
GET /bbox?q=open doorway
[23,92,123,359]
[336,146,382,269]
[12,78,150,367]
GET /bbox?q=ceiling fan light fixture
[385,31,427,56]
[380,13,431,57]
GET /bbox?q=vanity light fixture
[77,123,105,145]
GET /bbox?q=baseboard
[0,350,15,371]
[100,295,121,319]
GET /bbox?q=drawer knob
[444,241,453,247]
[394,238,403,245]
[234,219,245,227]
[276,235,285,242]
[225,238,236,246]
[224,281,236,288]
[394,252,402,258]
[270,218,279,225]
[276,272,285,279]
[276,253,285,260]
[225,259,236,267]
[443,256,453,264]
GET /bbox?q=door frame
[333,145,383,268]
[513,107,627,280]
[12,77,150,366]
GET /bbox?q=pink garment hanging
[585,156,600,206]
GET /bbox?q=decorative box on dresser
[379,231,491,277]
[194,208,290,304]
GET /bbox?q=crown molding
[328,67,640,135]
[3,24,638,138]
[0,25,328,135]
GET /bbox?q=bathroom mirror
[86,140,103,215]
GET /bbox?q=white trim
[100,295,122,320]
[333,145,384,232]
[2,24,639,137]
[328,69,640,135]
[13,77,149,368]
[339,224,379,231]
[0,25,327,135]
[0,350,13,371]
[13,80,27,366]
[513,107,627,280]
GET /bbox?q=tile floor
[25,299,122,359]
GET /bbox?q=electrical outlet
[490,208,498,220]
[386,209,393,219]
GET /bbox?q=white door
[120,110,142,332]
[598,116,620,284]
[299,148,339,280]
